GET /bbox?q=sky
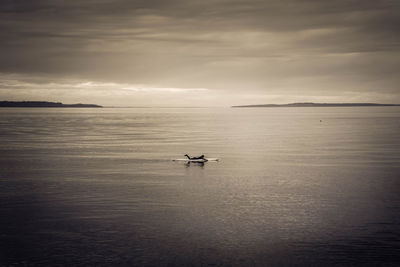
[1,0,399,107]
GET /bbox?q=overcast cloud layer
[1,0,399,106]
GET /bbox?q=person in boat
[184,154,205,160]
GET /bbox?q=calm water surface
[1,107,400,266]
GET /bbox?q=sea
[0,107,399,266]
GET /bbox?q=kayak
[173,158,219,163]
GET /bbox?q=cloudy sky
[1,0,399,106]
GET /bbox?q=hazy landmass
[232,102,400,108]
[0,101,102,108]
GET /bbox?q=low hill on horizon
[232,102,400,108]
[0,101,102,108]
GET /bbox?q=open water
[0,107,400,266]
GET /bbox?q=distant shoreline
[0,101,102,108]
[232,102,400,108]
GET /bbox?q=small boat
[172,158,219,163]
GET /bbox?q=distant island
[0,101,102,108]
[232,102,400,108]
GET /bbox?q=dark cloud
[0,0,399,105]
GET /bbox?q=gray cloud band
[0,0,399,105]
